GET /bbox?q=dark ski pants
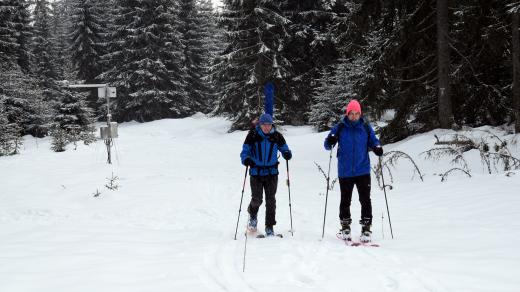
[339,174,372,225]
[248,175,278,227]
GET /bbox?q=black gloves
[373,146,383,156]
[244,157,255,167]
[282,151,292,160]
[326,135,338,147]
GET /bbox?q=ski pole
[234,166,249,240]
[379,157,394,239]
[321,147,334,239]
[286,160,294,236]
[243,229,248,272]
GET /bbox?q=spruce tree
[0,97,22,156]
[309,58,368,131]
[12,0,33,73]
[449,1,512,127]
[67,0,110,114]
[32,0,59,88]
[51,0,74,80]
[179,0,209,111]
[215,0,293,130]
[69,0,106,82]
[0,1,19,63]
[197,0,222,112]
[50,91,95,152]
[280,0,338,125]
[100,0,191,122]
[0,62,50,137]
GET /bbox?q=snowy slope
[1,114,519,292]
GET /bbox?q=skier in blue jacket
[240,113,292,236]
[324,99,383,242]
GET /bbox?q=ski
[245,228,283,238]
[256,233,283,238]
[347,240,379,247]
[336,233,379,247]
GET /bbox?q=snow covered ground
[1,114,519,292]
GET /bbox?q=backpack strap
[364,121,371,150]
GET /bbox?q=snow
[1,114,519,292]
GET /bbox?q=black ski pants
[339,174,372,224]
[248,175,278,227]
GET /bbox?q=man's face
[347,110,361,122]
[260,123,272,134]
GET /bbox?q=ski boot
[359,219,372,243]
[247,215,258,233]
[338,218,352,241]
[265,226,275,237]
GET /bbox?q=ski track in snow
[1,115,519,292]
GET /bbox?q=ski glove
[282,151,292,160]
[326,135,338,147]
[244,157,255,167]
[373,146,383,156]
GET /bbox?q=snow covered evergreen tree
[280,0,338,125]
[334,1,439,142]
[1,2,50,137]
[51,0,74,80]
[32,0,59,88]
[0,0,19,62]
[449,1,512,127]
[50,91,95,152]
[100,0,192,122]
[0,1,26,147]
[309,58,368,131]
[214,0,294,130]
[0,62,49,137]
[0,98,22,156]
[11,0,33,73]
[67,0,111,113]
[178,0,212,112]
[197,0,222,111]
[69,0,106,83]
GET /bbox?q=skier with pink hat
[324,99,383,243]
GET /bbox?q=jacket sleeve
[324,124,339,150]
[275,133,291,155]
[240,130,255,165]
[367,124,381,149]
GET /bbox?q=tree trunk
[437,0,454,129]
[513,12,520,133]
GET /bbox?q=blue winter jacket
[241,126,291,176]
[324,117,381,178]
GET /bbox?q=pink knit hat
[345,99,362,115]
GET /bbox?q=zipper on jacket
[352,127,356,176]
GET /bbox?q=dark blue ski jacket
[324,117,380,178]
[241,126,291,176]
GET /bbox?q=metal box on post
[97,87,117,98]
[100,122,118,139]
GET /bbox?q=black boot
[247,215,258,232]
[339,218,352,240]
[360,218,372,243]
